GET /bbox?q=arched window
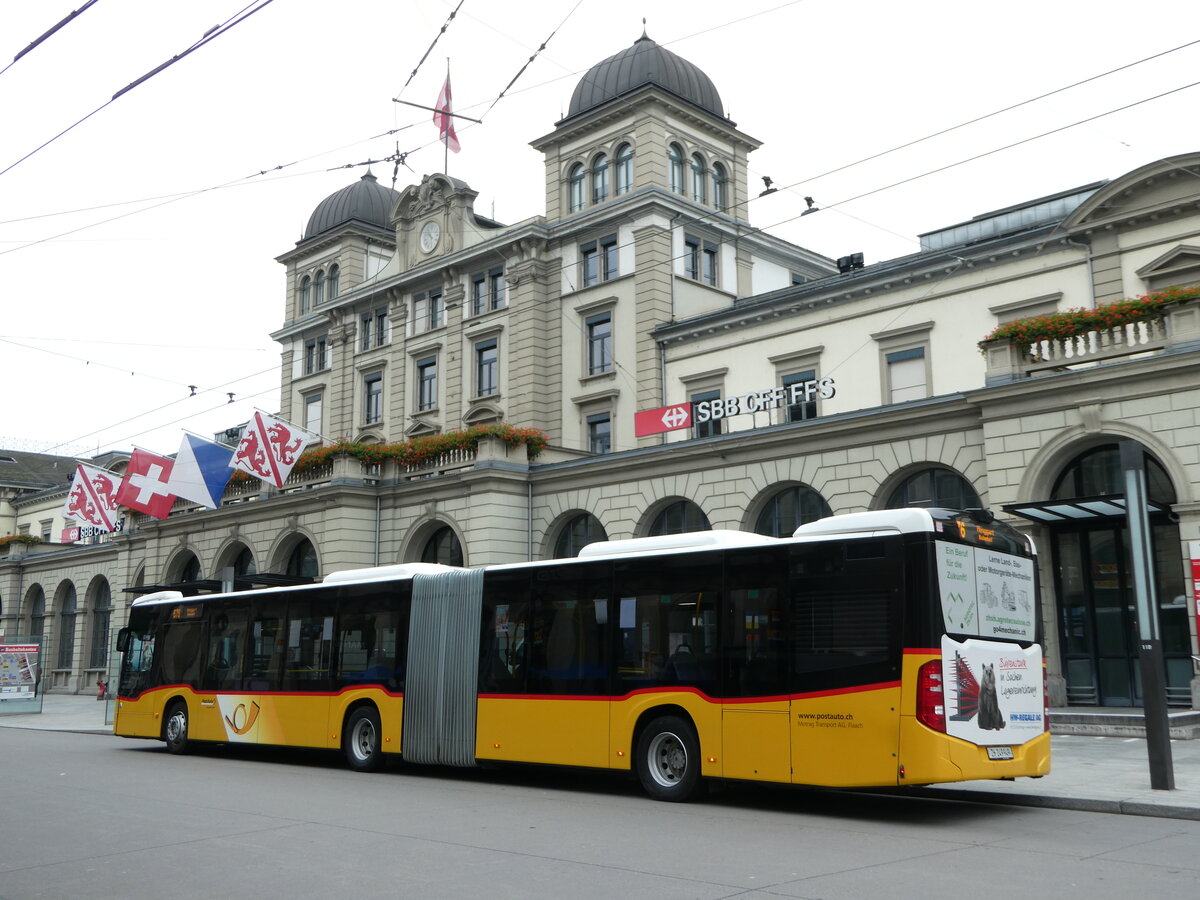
[328,264,340,300]
[57,584,77,669]
[421,525,463,566]
[592,154,609,204]
[233,545,257,576]
[568,164,585,212]
[29,586,45,641]
[286,539,318,579]
[691,153,707,203]
[668,143,685,194]
[176,553,201,584]
[314,269,326,305]
[886,467,981,510]
[1051,444,1176,503]
[88,580,111,669]
[615,143,633,195]
[649,500,711,536]
[300,276,312,314]
[754,485,832,537]
[553,513,608,558]
[712,162,728,212]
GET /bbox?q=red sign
[1191,541,1200,654]
[634,403,693,437]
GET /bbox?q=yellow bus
[114,508,1049,801]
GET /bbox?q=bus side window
[479,571,530,694]
[159,620,205,686]
[249,598,287,690]
[203,601,249,691]
[282,596,334,692]
[333,585,406,691]
[528,562,611,695]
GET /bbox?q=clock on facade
[419,221,441,253]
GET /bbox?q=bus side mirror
[116,628,131,653]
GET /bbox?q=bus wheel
[344,707,384,772]
[164,701,191,755]
[636,716,700,801]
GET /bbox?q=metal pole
[1120,440,1175,790]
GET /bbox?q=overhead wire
[0,1,276,178]
[0,0,103,78]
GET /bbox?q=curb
[905,786,1200,821]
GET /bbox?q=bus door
[721,548,791,784]
[788,539,904,788]
[201,600,255,744]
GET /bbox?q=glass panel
[1065,658,1096,703]
[615,555,721,696]
[1089,531,1127,657]
[724,548,790,697]
[1056,532,1090,655]
[281,599,334,692]
[1153,522,1189,654]
[527,562,612,695]
[334,586,406,691]
[203,600,249,691]
[1099,657,1133,706]
[249,598,286,690]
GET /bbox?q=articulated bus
[114,508,1049,801]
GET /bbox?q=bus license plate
[986,746,1014,760]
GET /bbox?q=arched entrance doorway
[1024,445,1190,707]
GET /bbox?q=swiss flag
[115,448,177,519]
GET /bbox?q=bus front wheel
[163,701,191,754]
[636,715,700,801]
[344,707,384,772]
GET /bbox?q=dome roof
[303,172,400,241]
[566,34,724,121]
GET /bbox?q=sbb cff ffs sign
[634,377,836,437]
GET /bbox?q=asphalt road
[2,730,1198,899]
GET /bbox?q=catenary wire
[0,0,103,78]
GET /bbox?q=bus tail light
[916,659,946,732]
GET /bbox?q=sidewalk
[2,694,1198,819]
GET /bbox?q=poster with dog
[942,636,1044,746]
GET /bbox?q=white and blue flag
[168,433,235,509]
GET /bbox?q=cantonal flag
[232,411,315,489]
[167,433,234,509]
[114,448,176,519]
[62,463,123,532]
[433,74,461,153]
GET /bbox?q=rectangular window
[782,369,817,422]
[303,336,328,374]
[374,307,388,348]
[587,412,611,454]
[586,312,613,375]
[416,356,437,411]
[581,241,599,287]
[471,268,506,315]
[475,339,498,397]
[601,235,618,281]
[471,274,487,316]
[691,389,721,438]
[360,312,373,351]
[684,236,700,280]
[364,372,383,424]
[488,269,506,310]
[702,241,718,286]
[413,289,443,334]
[887,347,927,403]
[304,393,322,435]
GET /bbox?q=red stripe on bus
[904,647,941,655]
[788,680,901,700]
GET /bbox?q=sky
[1,0,1197,459]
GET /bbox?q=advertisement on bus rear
[935,541,1036,641]
[942,636,1043,745]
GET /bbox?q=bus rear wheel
[344,707,384,772]
[163,700,191,754]
[636,715,700,801]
